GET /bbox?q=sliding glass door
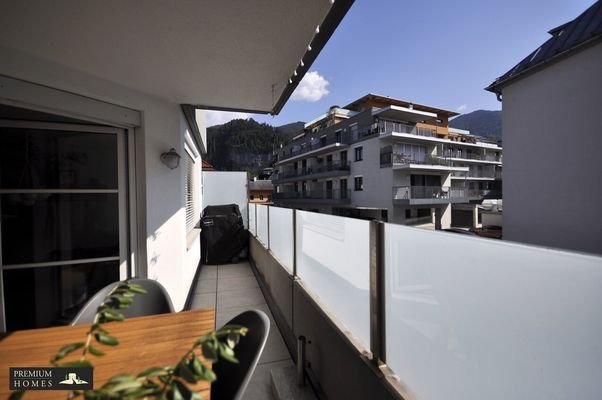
[0,120,129,331]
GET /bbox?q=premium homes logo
[9,367,93,390]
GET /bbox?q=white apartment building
[272,94,502,228]
[486,0,602,254]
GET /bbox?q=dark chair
[211,310,270,400]
[71,278,175,325]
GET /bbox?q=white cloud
[205,110,250,127]
[291,71,330,102]
[456,104,467,112]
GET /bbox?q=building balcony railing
[452,170,496,179]
[287,135,349,159]
[468,188,502,199]
[381,152,453,167]
[272,189,351,203]
[277,119,502,164]
[277,127,378,162]
[379,121,437,137]
[393,185,468,204]
[273,161,350,182]
[440,149,502,162]
[247,203,602,400]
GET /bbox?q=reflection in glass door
[0,121,128,331]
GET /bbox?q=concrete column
[472,204,480,229]
[441,172,452,187]
[435,203,452,230]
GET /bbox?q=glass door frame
[0,120,132,332]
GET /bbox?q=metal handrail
[381,152,452,167]
[392,186,468,200]
[452,170,497,179]
[440,149,502,162]
[273,189,351,201]
[274,161,350,181]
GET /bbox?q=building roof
[343,94,459,119]
[249,180,274,191]
[0,1,354,115]
[486,0,602,93]
[202,160,215,171]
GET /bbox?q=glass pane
[0,128,117,189]
[1,193,119,264]
[248,203,256,235]
[256,205,269,246]
[268,206,294,274]
[3,260,120,331]
[296,211,370,348]
[383,223,602,400]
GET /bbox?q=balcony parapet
[440,149,502,163]
[273,161,350,183]
[272,189,351,204]
[381,152,453,167]
[393,185,468,204]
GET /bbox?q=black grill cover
[200,204,248,264]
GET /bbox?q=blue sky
[206,0,595,127]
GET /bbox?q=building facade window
[354,146,363,161]
[340,178,348,198]
[350,123,359,140]
[354,176,363,191]
[0,122,127,330]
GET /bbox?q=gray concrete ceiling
[0,1,350,113]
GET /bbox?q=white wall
[202,171,249,228]
[349,137,393,212]
[0,46,204,310]
[501,43,602,254]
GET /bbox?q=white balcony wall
[384,223,602,400]
[249,203,257,236]
[256,204,269,246]
[296,211,370,348]
[268,206,294,273]
[202,171,248,228]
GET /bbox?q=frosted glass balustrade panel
[256,205,269,246]
[384,223,602,400]
[296,211,370,348]
[268,206,294,274]
[248,203,256,236]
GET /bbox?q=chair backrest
[71,278,175,325]
[211,310,270,400]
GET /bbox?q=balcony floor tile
[189,261,294,400]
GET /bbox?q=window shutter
[185,153,196,231]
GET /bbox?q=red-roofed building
[202,160,215,171]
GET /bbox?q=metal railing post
[369,220,386,365]
[292,210,297,278]
[254,204,257,238]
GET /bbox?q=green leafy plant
[10,282,247,400]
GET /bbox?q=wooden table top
[0,308,215,399]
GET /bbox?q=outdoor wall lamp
[160,148,181,169]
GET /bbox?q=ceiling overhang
[373,105,438,123]
[0,1,353,115]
